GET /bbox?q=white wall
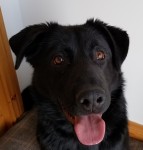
[0,0,23,38]
[1,0,143,124]
[0,0,33,91]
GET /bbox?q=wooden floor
[130,138,143,150]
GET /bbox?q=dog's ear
[9,24,49,69]
[86,19,129,69]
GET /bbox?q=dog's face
[10,19,129,146]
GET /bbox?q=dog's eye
[53,55,64,65]
[96,51,105,60]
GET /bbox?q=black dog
[9,19,129,150]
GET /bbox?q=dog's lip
[60,101,103,124]
[64,109,75,124]
[60,102,75,124]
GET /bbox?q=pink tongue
[74,114,105,146]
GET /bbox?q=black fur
[10,19,129,150]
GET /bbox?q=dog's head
[10,19,129,146]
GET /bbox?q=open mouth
[61,103,106,146]
[63,108,75,124]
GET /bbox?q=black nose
[77,90,105,112]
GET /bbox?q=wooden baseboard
[128,120,143,141]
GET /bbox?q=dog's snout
[77,90,105,112]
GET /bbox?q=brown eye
[96,51,105,60]
[53,55,64,65]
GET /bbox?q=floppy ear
[9,24,49,69]
[86,19,129,69]
[105,23,129,67]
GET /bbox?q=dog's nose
[78,90,105,112]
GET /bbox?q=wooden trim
[0,7,24,135]
[128,120,143,141]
